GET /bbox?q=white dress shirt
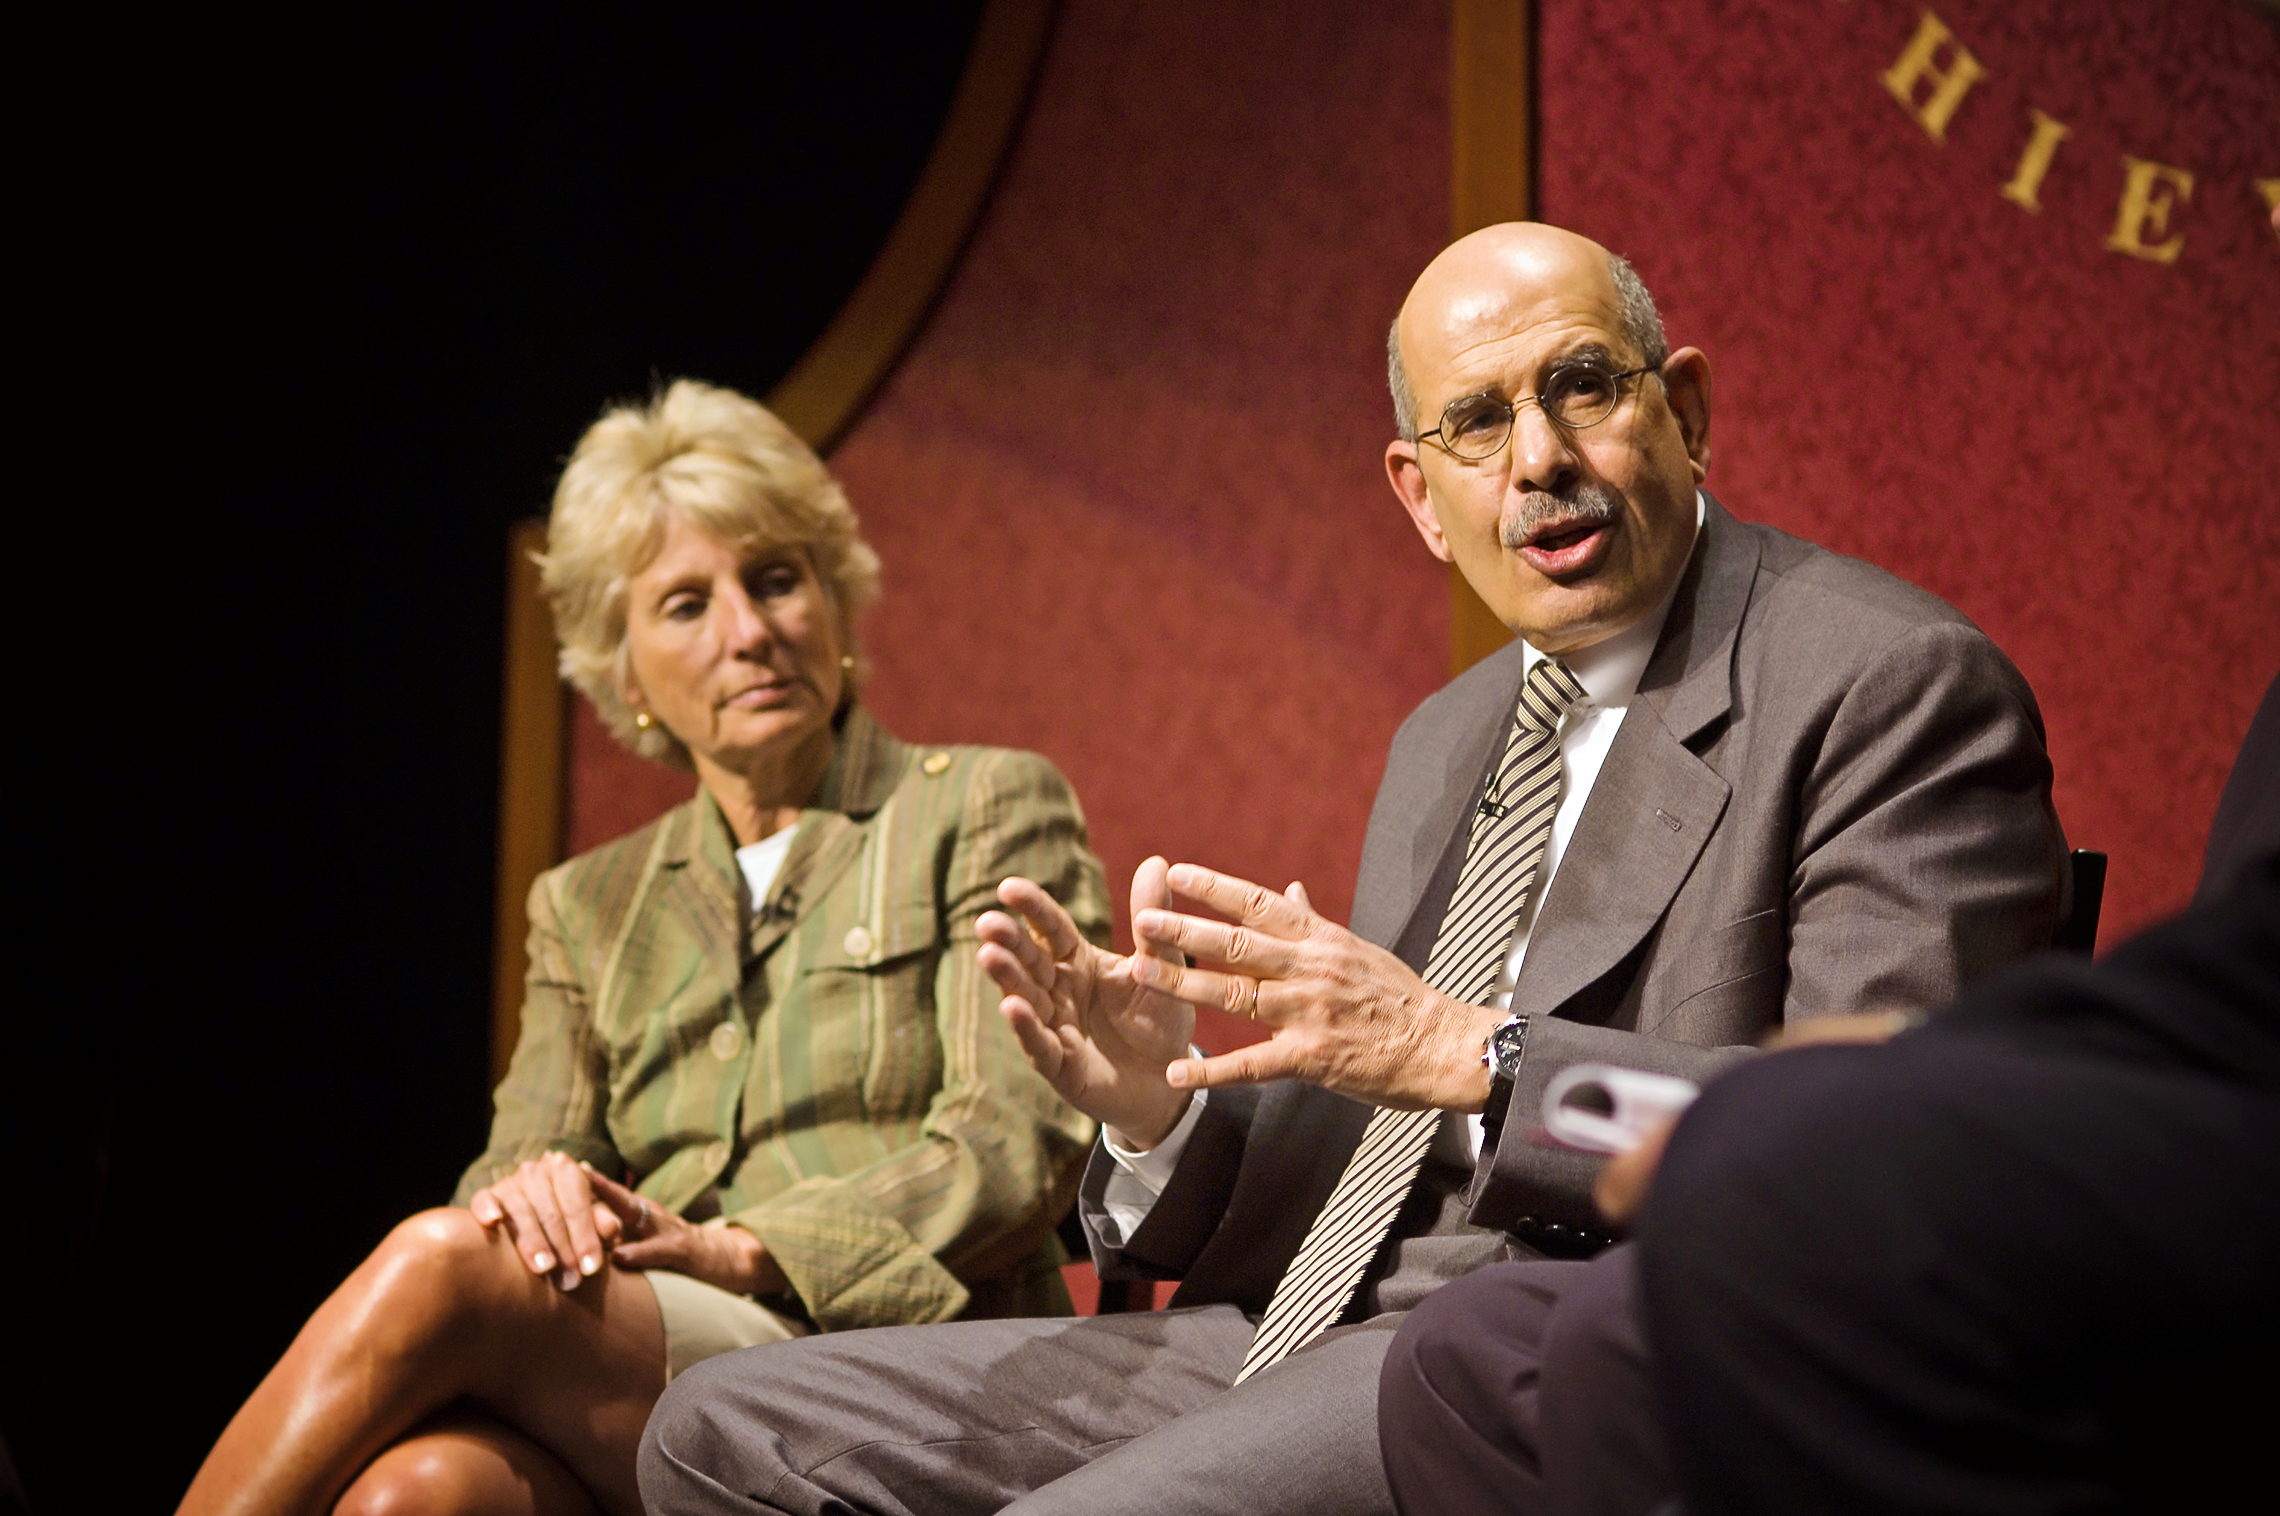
[1098,492,1707,1241]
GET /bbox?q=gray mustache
[1500,485,1620,550]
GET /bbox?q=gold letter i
[2000,110,2073,212]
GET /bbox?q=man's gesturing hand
[1129,862,1501,1112]
[978,857,1197,1150]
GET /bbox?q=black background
[11,6,988,1510]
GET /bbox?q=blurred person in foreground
[638,224,2066,1516]
[179,380,1107,1516]
[1642,680,2280,1515]
[1378,670,2280,1516]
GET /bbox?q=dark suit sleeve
[1075,1081,1379,1315]
[1479,1025,1753,1232]
[2198,672,2280,904]
[1075,1084,1262,1281]
[1477,620,2065,1233]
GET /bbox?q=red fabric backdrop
[570,0,2277,1047]
[1535,0,2278,938]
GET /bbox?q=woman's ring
[1239,977,1261,1020]
[633,1198,653,1235]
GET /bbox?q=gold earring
[634,712,653,730]
[840,655,854,671]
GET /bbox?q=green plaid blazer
[455,708,1108,1330]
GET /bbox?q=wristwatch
[1481,1011,1531,1124]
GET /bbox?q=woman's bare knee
[384,1207,526,1287]
[348,1209,537,1350]
[333,1441,470,1516]
[334,1420,599,1516]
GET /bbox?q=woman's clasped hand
[468,1154,789,1298]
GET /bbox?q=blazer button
[704,1140,731,1172]
[843,925,874,958]
[709,1022,745,1061]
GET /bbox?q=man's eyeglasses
[1418,364,1659,462]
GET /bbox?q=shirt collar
[1519,488,1706,711]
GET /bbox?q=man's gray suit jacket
[1080,493,2067,1313]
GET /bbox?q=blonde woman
[181,381,1107,1516]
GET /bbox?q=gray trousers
[638,1304,1405,1516]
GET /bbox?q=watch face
[1489,1017,1530,1078]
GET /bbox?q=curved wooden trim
[1448,0,1535,674]
[492,519,568,1088]
[766,0,1061,451]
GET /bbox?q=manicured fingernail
[532,1251,554,1272]
[559,1266,580,1290]
[580,1253,600,1275]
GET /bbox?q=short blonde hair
[541,379,882,768]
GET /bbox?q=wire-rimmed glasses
[1419,364,1658,461]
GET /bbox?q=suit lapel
[622,707,914,989]
[650,795,747,1005]
[1510,701,1729,1019]
[1633,494,1761,749]
[750,815,863,962]
[1512,495,1760,1021]
[745,707,910,965]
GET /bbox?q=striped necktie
[1234,656,1587,1383]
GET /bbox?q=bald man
[638,226,2064,1516]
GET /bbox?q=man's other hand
[1761,1010,1919,1050]
[979,857,1198,1149]
[1594,1013,1913,1226]
[1129,862,1500,1112]
[1593,1116,1678,1227]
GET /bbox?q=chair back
[2053,849,2108,953]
